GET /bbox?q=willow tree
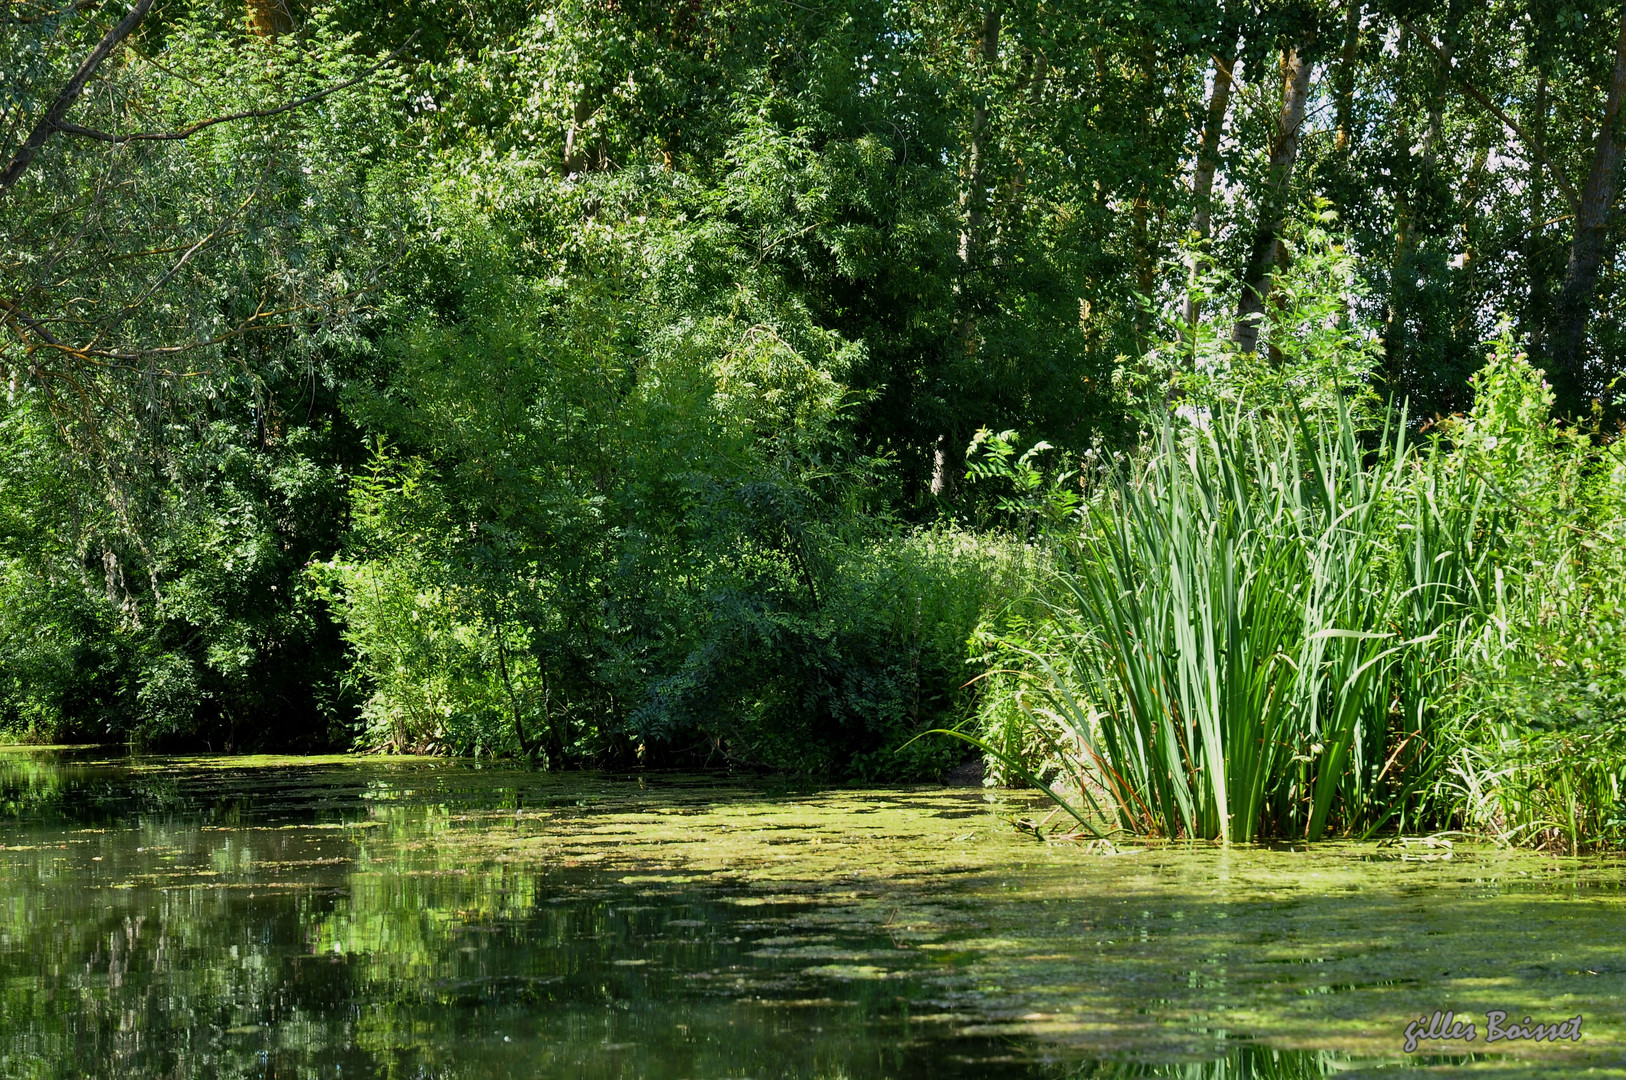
[1,0,408,744]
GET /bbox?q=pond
[1,748,1622,1078]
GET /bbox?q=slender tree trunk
[929,434,954,499]
[1525,73,1550,336]
[1185,48,1236,331]
[495,624,537,759]
[1233,45,1314,354]
[1000,50,1047,243]
[1324,5,1363,332]
[101,543,126,611]
[958,6,1002,270]
[1395,92,1443,271]
[1193,52,1235,244]
[1333,2,1362,154]
[1549,7,1626,409]
[1382,27,1414,349]
[936,5,1002,499]
[1130,45,1162,347]
[1387,39,1450,367]
[563,91,603,175]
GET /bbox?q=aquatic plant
[970,399,1496,843]
[962,330,1626,850]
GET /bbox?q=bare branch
[0,0,155,202]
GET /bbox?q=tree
[1233,42,1316,353]
[1,0,409,433]
[1549,7,1626,408]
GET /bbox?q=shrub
[1435,337,1626,850]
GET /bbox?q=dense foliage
[970,317,1626,848]
[1,0,1624,825]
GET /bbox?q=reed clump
[963,339,1626,849]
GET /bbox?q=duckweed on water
[1,748,1623,1078]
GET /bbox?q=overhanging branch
[0,0,155,202]
[52,31,419,145]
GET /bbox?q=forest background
[4,0,1626,845]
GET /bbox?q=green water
[1,750,1623,1078]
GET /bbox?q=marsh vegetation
[4,0,1626,852]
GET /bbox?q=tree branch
[0,0,155,203]
[3,287,371,370]
[1410,25,1580,212]
[52,31,419,145]
[93,185,260,332]
[0,293,72,352]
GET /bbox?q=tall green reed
[1014,402,1494,842]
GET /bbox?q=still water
[2,749,1624,1078]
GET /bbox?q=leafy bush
[1435,338,1626,850]
[0,397,353,749]
[312,187,1031,776]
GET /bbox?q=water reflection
[0,750,1612,1078]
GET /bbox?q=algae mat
[0,749,1622,1077]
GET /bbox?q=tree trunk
[1548,7,1626,410]
[1333,2,1362,154]
[246,0,294,38]
[1000,49,1047,244]
[929,434,954,498]
[1185,48,1236,331]
[958,6,1002,269]
[1193,52,1235,243]
[495,625,538,759]
[1233,46,1314,354]
[1523,73,1553,346]
[1454,142,1489,333]
[937,5,1002,500]
[1381,27,1414,349]
[1390,61,1443,330]
[1130,45,1163,347]
[564,90,604,175]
